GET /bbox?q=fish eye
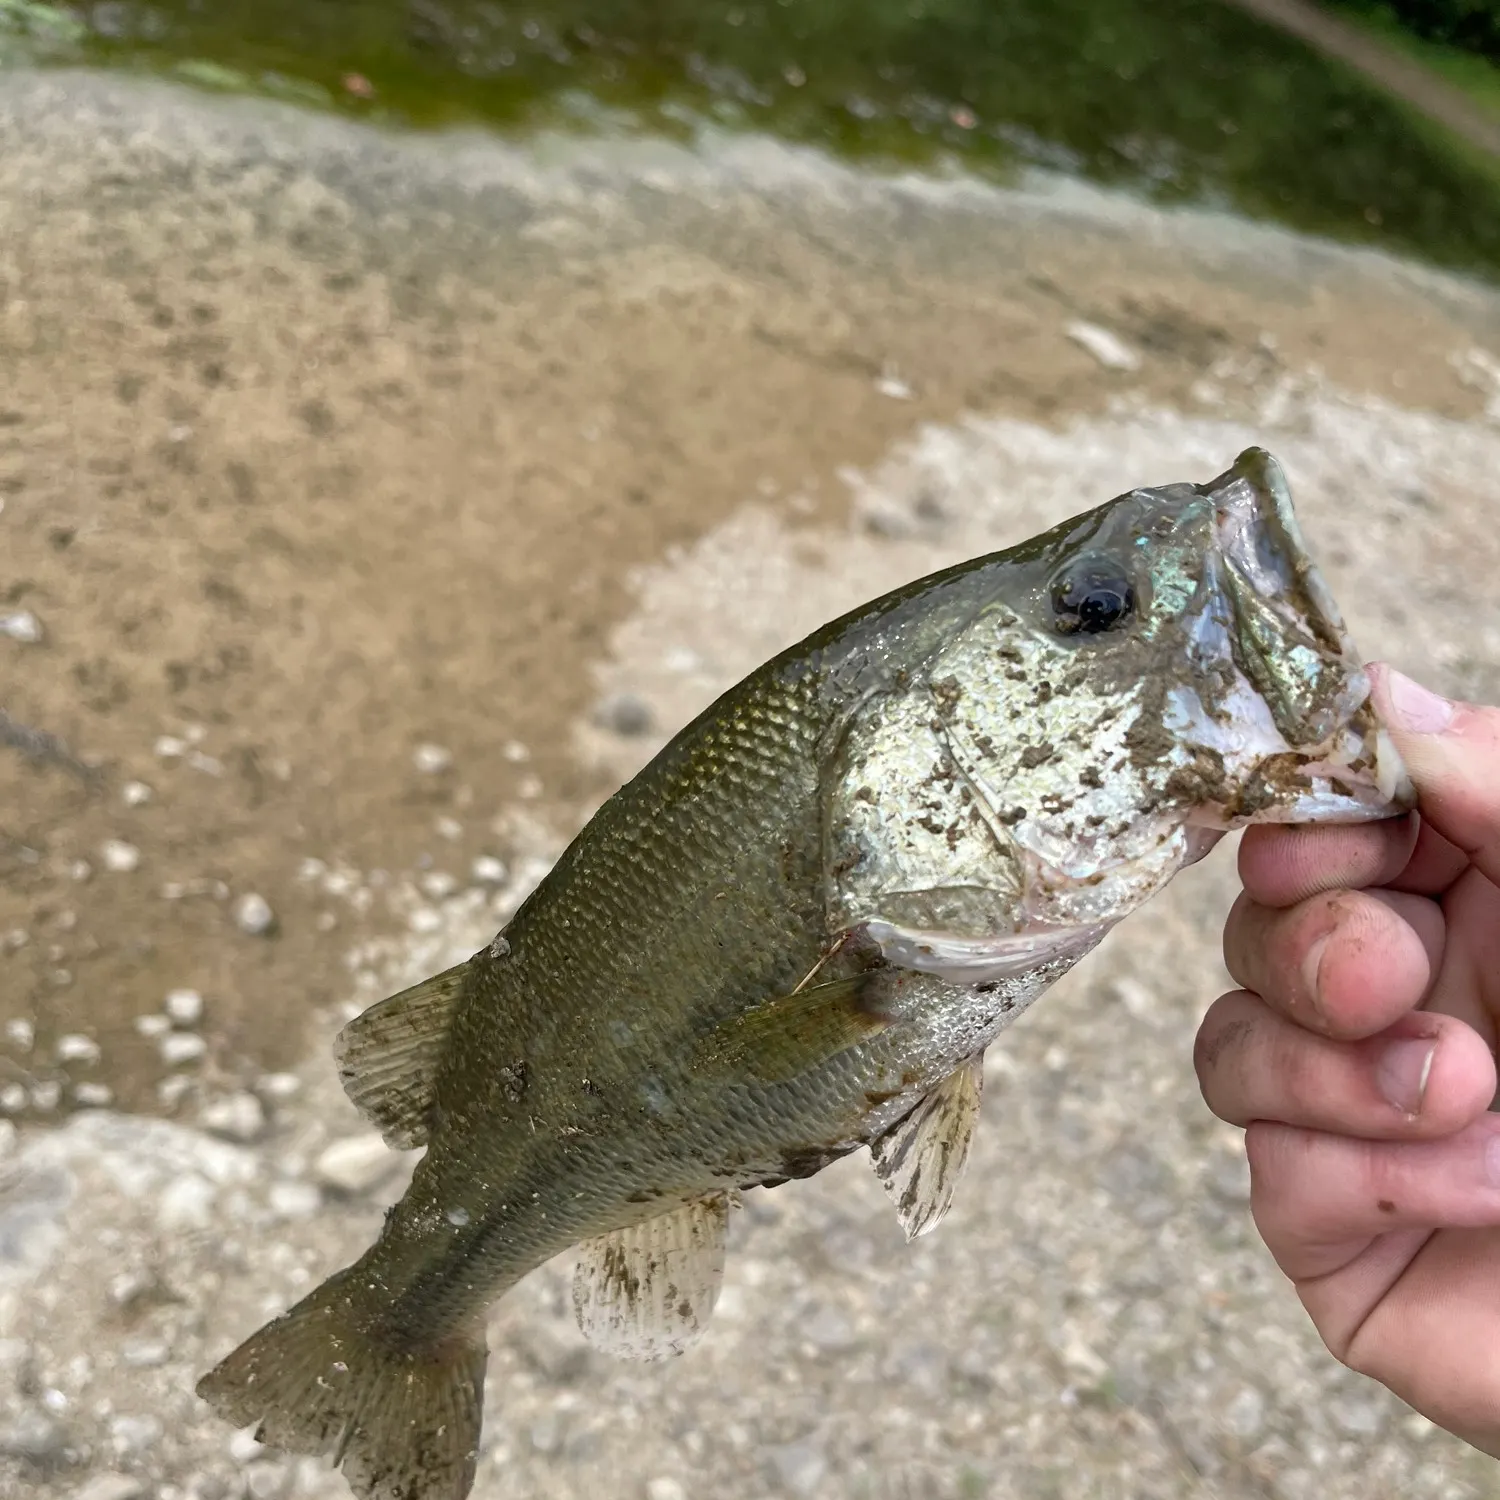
[1049,555,1136,635]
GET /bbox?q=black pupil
[1052,563,1134,635]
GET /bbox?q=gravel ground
[3,66,1500,1500]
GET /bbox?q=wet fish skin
[197,449,1411,1500]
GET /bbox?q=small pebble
[120,1337,171,1369]
[646,1481,687,1500]
[471,855,506,884]
[419,872,458,900]
[0,1082,26,1112]
[134,1013,171,1038]
[412,743,452,775]
[160,1032,207,1065]
[267,1180,322,1219]
[2,927,29,952]
[68,859,93,882]
[157,1074,193,1106]
[165,988,204,1025]
[0,609,43,643]
[73,1082,114,1107]
[109,1413,163,1454]
[245,1461,289,1500]
[75,1473,145,1500]
[228,1428,266,1463]
[154,735,187,759]
[502,740,529,763]
[1065,319,1142,372]
[56,1033,101,1064]
[434,816,463,841]
[200,1092,266,1142]
[4,1017,33,1050]
[256,1072,302,1101]
[408,907,442,935]
[31,1080,60,1110]
[0,1119,17,1156]
[591,692,656,737]
[158,1174,216,1231]
[315,1134,400,1195]
[233,893,276,936]
[121,781,153,807]
[100,839,141,873]
[0,1408,65,1459]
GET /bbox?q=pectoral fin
[870,1053,984,1240]
[694,975,893,1084]
[572,1194,735,1361]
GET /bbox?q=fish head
[827,448,1413,977]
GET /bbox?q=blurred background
[3,2,1500,1497]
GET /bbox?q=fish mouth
[1188,448,1414,826]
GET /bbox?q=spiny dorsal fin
[332,963,467,1150]
[870,1053,984,1240]
[572,1194,735,1361]
[694,975,892,1084]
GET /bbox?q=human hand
[1194,663,1500,1456]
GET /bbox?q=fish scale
[197,449,1412,1500]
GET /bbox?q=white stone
[109,1413,163,1453]
[73,1083,113,1108]
[646,1481,688,1500]
[160,1032,207,1065]
[134,1014,171,1038]
[418,872,457,900]
[158,1173,217,1230]
[200,1092,265,1142]
[256,1072,302,1101]
[1225,1385,1267,1440]
[267,1180,322,1219]
[0,609,43,642]
[228,1427,266,1463]
[99,839,141,873]
[1065,319,1141,372]
[4,1017,33,1050]
[154,736,187,759]
[233,893,276,936]
[120,1337,170,1368]
[434,816,463,841]
[0,1082,26,1113]
[31,1080,60,1110]
[412,743,452,774]
[164,988,203,1025]
[315,1134,400,1195]
[56,1033,100,1064]
[74,1473,146,1500]
[471,855,506,884]
[121,780,153,807]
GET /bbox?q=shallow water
[6,0,1500,277]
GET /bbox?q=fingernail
[1300,934,1328,1016]
[1376,1037,1437,1115]
[1383,669,1454,735]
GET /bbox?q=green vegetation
[1329,0,1500,118]
[4,0,1500,278]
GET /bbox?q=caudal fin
[196,1266,487,1500]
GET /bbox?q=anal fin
[572,1194,734,1361]
[870,1053,984,1240]
[332,963,468,1150]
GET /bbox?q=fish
[196,448,1413,1500]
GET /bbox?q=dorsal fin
[332,963,468,1149]
[572,1194,734,1361]
[869,1053,984,1240]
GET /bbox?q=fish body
[198,450,1412,1500]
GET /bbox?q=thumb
[1371,662,1500,888]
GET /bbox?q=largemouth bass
[198,449,1412,1500]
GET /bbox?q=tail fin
[196,1266,487,1500]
